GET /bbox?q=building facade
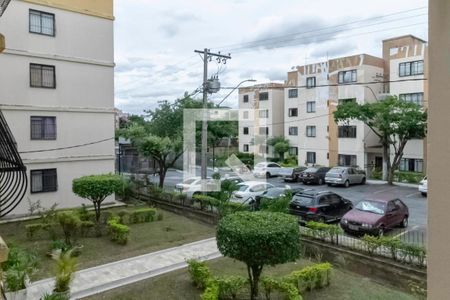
[238,83,285,158]
[0,0,115,216]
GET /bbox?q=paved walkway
[26,238,220,300]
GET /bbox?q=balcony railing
[0,0,11,17]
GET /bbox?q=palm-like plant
[51,249,77,294]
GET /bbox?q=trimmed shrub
[131,208,156,223]
[99,210,115,225]
[261,277,301,300]
[107,217,130,245]
[80,220,95,237]
[57,211,81,246]
[305,222,342,245]
[193,195,219,211]
[26,223,45,239]
[201,281,219,300]
[285,263,332,292]
[118,210,132,225]
[361,234,383,254]
[187,259,211,289]
[214,275,247,299]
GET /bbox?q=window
[289,147,298,156]
[243,144,249,152]
[306,77,316,88]
[243,127,249,135]
[30,116,56,140]
[399,93,424,106]
[400,158,423,173]
[243,95,249,103]
[29,10,55,36]
[338,126,357,138]
[338,70,357,84]
[243,111,249,119]
[288,89,298,98]
[259,92,269,101]
[31,169,57,193]
[259,127,269,135]
[338,154,357,167]
[306,152,316,164]
[259,110,269,118]
[259,144,269,154]
[288,126,298,135]
[306,126,316,137]
[399,60,424,77]
[306,101,316,113]
[30,64,56,88]
[288,108,298,117]
[338,98,356,105]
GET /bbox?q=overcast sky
[114,0,428,115]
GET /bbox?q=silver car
[325,167,366,188]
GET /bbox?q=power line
[19,137,115,154]
[212,6,427,51]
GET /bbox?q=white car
[419,176,427,196]
[230,181,275,204]
[175,177,218,199]
[252,162,284,178]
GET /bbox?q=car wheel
[344,180,350,188]
[318,178,324,185]
[377,227,384,237]
[421,192,427,197]
[400,216,408,228]
[361,177,366,185]
[266,172,271,178]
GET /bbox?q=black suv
[289,190,353,223]
[300,167,330,185]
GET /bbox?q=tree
[216,212,300,299]
[268,136,290,161]
[72,174,122,223]
[334,96,427,184]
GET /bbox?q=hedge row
[107,217,130,245]
[304,221,343,245]
[187,259,333,300]
[361,235,426,267]
[192,194,249,217]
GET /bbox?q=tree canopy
[268,136,290,160]
[334,96,427,183]
[216,211,300,299]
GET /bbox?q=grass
[85,257,418,300]
[1,207,215,280]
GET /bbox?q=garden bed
[83,257,419,300]
[0,207,215,280]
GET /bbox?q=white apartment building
[238,83,284,158]
[0,0,115,216]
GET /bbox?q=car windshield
[304,168,318,173]
[355,200,385,215]
[237,185,249,192]
[292,195,313,206]
[183,178,198,184]
[329,167,345,173]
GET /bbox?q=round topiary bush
[216,211,300,299]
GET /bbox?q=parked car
[254,186,304,207]
[299,167,330,185]
[325,167,366,187]
[175,177,217,199]
[419,176,427,196]
[229,181,275,204]
[280,166,308,182]
[340,198,409,236]
[252,162,285,178]
[289,190,353,223]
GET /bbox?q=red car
[340,198,409,236]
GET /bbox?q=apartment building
[285,55,384,168]
[0,0,115,216]
[238,83,284,158]
[382,35,428,173]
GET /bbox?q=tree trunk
[158,161,167,188]
[382,143,390,182]
[247,265,263,300]
[93,200,102,237]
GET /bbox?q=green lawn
[85,257,418,300]
[1,208,215,280]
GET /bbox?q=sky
[114,0,428,115]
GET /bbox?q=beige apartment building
[0,0,115,217]
[238,35,427,174]
[238,83,285,158]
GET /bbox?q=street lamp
[217,79,257,106]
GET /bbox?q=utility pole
[194,48,231,180]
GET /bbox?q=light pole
[217,79,256,107]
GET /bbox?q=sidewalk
[26,238,221,300]
[367,179,419,188]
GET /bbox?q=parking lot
[149,169,427,244]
